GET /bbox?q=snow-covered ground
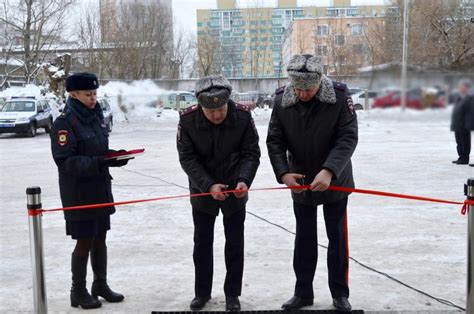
[0,83,472,313]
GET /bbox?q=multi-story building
[282,16,386,76]
[197,0,397,78]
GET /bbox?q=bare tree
[365,0,473,71]
[0,0,75,82]
[171,28,196,79]
[410,0,473,70]
[197,34,221,76]
[76,1,102,74]
[97,0,173,80]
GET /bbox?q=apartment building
[196,0,396,78]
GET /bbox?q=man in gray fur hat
[177,74,260,311]
[267,54,358,312]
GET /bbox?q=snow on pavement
[0,105,471,313]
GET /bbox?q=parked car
[0,97,53,137]
[97,97,113,132]
[161,91,197,110]
[232,91,272,109]
[372,87,444,109]
[0,97,6,110]
[348,89,378,110]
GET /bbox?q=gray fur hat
[287,54,323,89]
[195,74,233,109]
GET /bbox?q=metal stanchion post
[467,178,474,313]
[27,186,47,314]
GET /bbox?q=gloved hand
[101,150,133,167]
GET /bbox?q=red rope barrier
[28,184,473,216]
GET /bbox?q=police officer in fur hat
[177,74,260,311]
[267,55,358,312]
[51,72,131,309]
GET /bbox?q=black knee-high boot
[90,246,124,302]
[71,254,102,309]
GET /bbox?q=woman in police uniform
[51,73,130,309]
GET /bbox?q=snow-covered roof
[0,58,24,66]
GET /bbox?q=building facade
[282,16,386,76]
[196,0,397,78]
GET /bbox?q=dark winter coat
[266,76,358,206]
[177,100,261,216]
[451,94,474,131]
[51,97,115,221]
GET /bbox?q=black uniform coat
[266,76,358,206]
[177,100,261,216]
[51,97,115,221]
[451,93,474,131]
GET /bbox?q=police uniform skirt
[66,216,111,239]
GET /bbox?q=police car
[97,97,113,132]
[0,97,53,137]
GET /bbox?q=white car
[348,89,378,110]
[0,97,53,137]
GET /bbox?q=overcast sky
[172,0,388,34]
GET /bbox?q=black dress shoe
[470,164,474,167]
[333,297,352,312]
[225,296,240,311]
[190,296,210,311]
[454,159,469,165]
[281,296,313,310]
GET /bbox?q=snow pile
[99,80,180,123]
[0,84,43,99]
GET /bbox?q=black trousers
[293,197,349,299]
[192,208,245,298]
[454,129,471,162]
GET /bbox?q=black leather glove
[102,150,133,167]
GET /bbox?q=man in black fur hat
[267,54,358,312]
[177,74,260,312]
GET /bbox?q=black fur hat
[195,74,232,109]
[66,72,99,92]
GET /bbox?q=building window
[327,8,338,17]
[317,45,328,56]
[211,11,220,18]
[210,19,221,27]
[352,24,363,36]
[223,12,230,30]
[347,8,358,16]
[335,34,345,46]
[387,7,398,16]
[316,25,328,36]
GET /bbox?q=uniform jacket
[51,97,115,221]
[177,100,261,216]
[451,94,474,131]
[266,76,358,206]
[451,93,474,131]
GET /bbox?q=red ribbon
[28,184,474,216]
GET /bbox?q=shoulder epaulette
[275,86,285,95]
[333,81,347,92]
[235,103,251,112]
[180,105,199,116]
